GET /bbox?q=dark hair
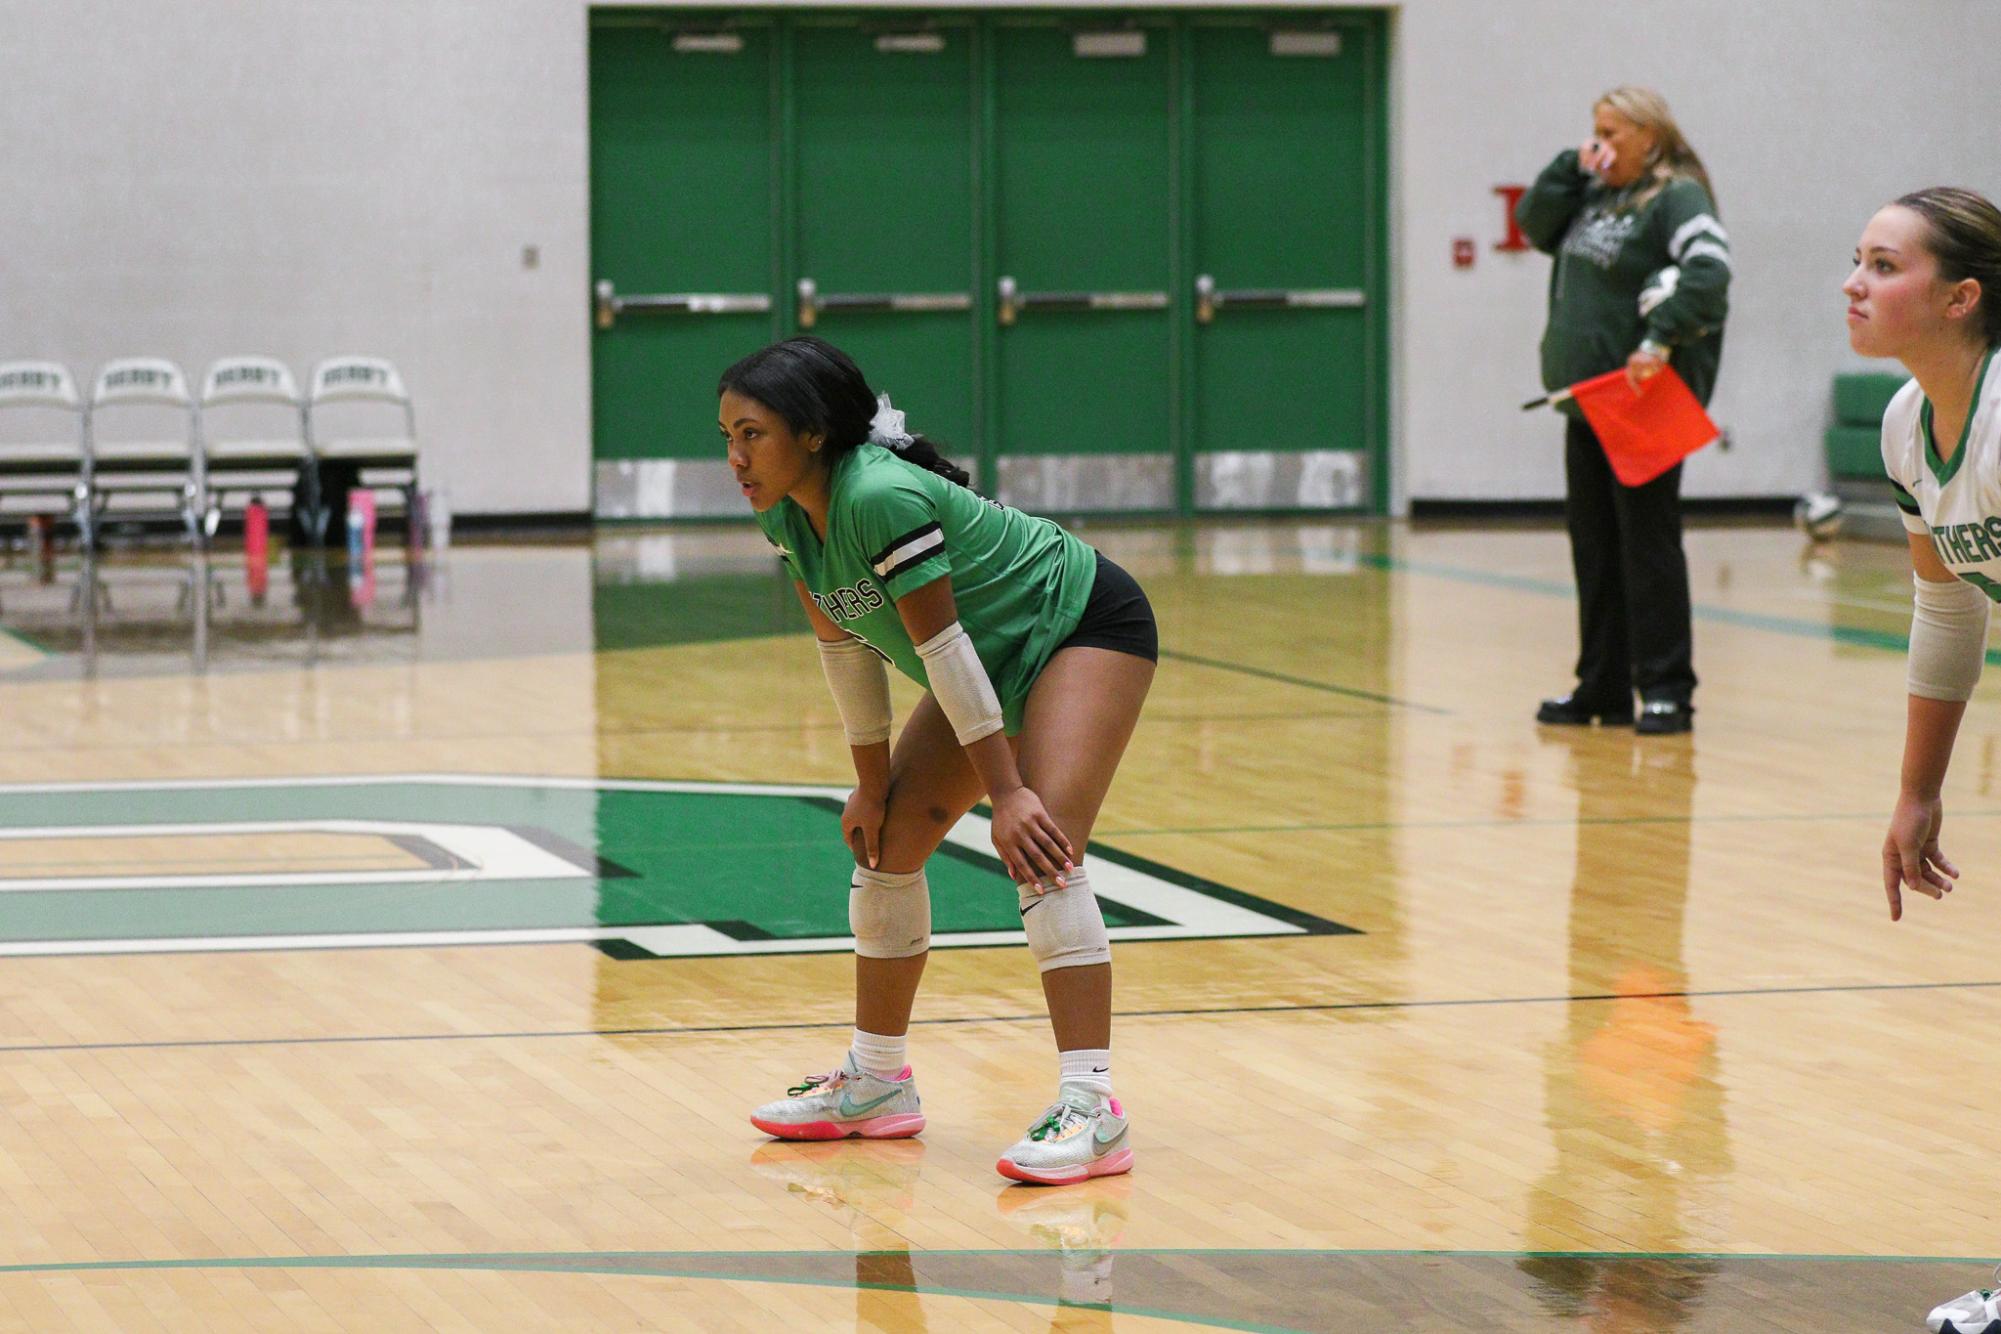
[1896,187,2001,348]
[717,336,972,488]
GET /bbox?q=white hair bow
[867,393,915,451]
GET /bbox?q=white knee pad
[850,865,931,959]
[1018,866,1112,972]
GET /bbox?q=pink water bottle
[244,500,269,602]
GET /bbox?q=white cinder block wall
[1394,0,2001,504]
[4,0,1995,515]
[0,0,593,517]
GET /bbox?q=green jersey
[755,444,1098,734]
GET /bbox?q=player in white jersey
[1846,188,2001,1334]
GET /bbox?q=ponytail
[882,434,972,488]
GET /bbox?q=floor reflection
[749,1139,929,1332]
[1522,731,1730,1331]
[995,1174,1133,1327]
[0,548,427,677]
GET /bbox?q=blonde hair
[1895,187,2001,347]
[1596,86,1717,213]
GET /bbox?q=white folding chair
[87,358,204,546]
[0,360,93,551]
[306,356,419,526]
[199,356,318,540]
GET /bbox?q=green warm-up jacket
[1516,149,1730,411]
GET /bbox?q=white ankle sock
[1059,1047,1113,1098]
[849,1028,907,1080]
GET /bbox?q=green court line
[0,1252,1302,1333]
[0,1244,1984,1273]
[1159,648,1450,713]
[1353,551,1998,661]
[1129,551,1931,719]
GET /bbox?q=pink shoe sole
[995,1147,1134,1186]
[750,1112,925,1141]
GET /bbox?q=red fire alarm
[1452,238,1476,269]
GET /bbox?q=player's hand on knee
[844,786,887,869]
[1882,792,1955,921]
[990,787,1073,893]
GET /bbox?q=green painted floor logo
[0,777,1354,959]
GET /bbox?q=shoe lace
[1027,1100,1089,1142]
[787,1070,842,1097]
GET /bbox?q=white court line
[0,820,591,893]
[0,774,1307,955]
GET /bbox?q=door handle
[794,278,973,330]
[593,279,773,330]
[996,276,1170,327]
[1193,274,1365,325]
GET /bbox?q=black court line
[1157,648,1451,714]
[4,975,1999,1058]
[1100,807,2001,839]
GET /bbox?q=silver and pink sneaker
[996,1085,1133,1186]
[750,1054,924,1141]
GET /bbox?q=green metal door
[1187,19,1381,513]
[587,9,1386,518]
[989,19,1176,512]
[791,19,980,461]
[590,18,778,517]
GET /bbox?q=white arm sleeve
[913,621,1005,746]
[1908,574,1990,702]
[817,636,893,746]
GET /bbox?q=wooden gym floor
[0,516,1994,1331]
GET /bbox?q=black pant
[1562,416,1696,707]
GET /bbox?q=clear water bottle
[346,497,365,566]
[426,484,452,551]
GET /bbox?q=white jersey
[1883,349,2001,599]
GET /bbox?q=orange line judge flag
[1525,365,1721,487]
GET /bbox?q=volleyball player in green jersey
[720,336,1157,1185]
[1845,190,2001,1333]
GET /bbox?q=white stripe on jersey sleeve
[1669,214,1728,260]
[872,526,946,579]
[1680,240,1731,270]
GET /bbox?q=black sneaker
[1634,700,1694,734]
[1535,693,1633,726]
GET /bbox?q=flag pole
[1520,387,1575,412]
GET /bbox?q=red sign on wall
[1452,238,1476,269]
[1493,185,1531,252]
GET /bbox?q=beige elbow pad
[1908,574,1990,702]
[817,636,893,746]
[914,621,1005,745]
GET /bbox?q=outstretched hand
[1882,792,1958,921]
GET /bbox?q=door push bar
[593,280,773,330]
[1193,274,1366,325]
[995,276,1170,327]
[794,278,973,330]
